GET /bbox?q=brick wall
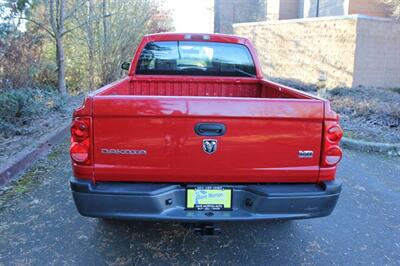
[233,15,400,88]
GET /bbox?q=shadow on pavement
[88,218,299,264]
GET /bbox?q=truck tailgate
[92,96,324,183]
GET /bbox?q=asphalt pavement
[0,139,399,265]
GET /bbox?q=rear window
[135,41,256,77]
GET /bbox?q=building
[214,0,267,34]
[300,0,389,18]
[235,15,400,89]
[214,0,391,34]
[214,0,399,89]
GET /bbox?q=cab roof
[143,33,249,44]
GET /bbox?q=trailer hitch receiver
[193,223,221,236]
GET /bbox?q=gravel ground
[0,140,399,265]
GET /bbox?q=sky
[164,0,214,33]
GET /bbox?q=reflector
[70,141,89,163]
[324,146,343,166]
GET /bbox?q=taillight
[70,117,91,165]
[326,125,343,143]
[321,122,343,167]
[71,120,89,141]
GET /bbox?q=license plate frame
[185,186,232,211]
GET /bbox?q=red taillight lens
[321,121,343,167]
[70,117,91,164]
[326,125,343,143]
[324,146,343,166]
[71,120,89,141]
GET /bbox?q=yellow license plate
[186,186,232,211]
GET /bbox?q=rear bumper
[70,177,341,222]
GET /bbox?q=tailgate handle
[195,123,226,136]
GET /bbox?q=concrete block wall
[233,15,400,88]
[233,16,358,88]
[353,17,400,88]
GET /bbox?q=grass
[0,141,68,210]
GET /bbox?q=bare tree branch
[61,13,110,37]
[48,0,57,34]
[65,0,89,20]
[13,16,55,38]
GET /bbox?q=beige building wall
[233,15,400,88]
[353,18,400,88]
[300,0,390,18]
[233,16,358,88]
[214,0,267,34]
[279,0,300,19]
[301,0,347,18]
[318,0,347,16]
[267,0,299,20]
[266,0,280,20]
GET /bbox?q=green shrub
[0,88,67,136]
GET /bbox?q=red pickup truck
[70,33,343,222]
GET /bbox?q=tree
[49,0,67,94]
[74,0,95,90]
[96,0,173,85]
[147,3,175,33]
[382,0,400,19]
[2,0,174,93]
[73,0,174,88]
[0,0,48,89]
[12,0,90,94]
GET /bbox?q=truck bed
[96,76,316,99]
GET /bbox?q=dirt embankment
[0,95,83,169]
[274,79,400,144]
[324,87,400,143]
